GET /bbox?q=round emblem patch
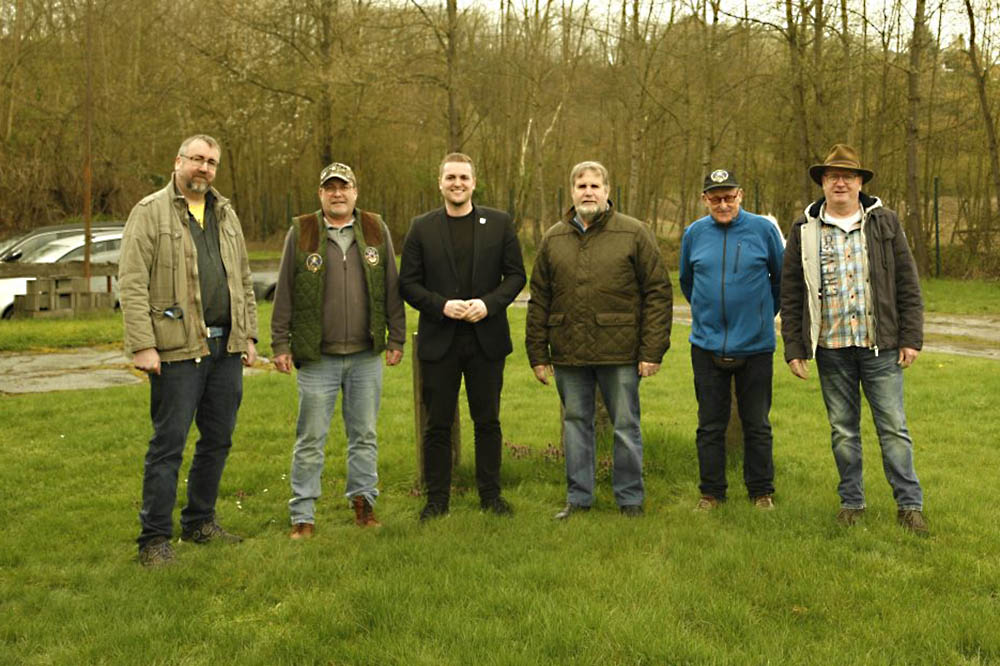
[364,246,380,266]
[305,253,323,273]
[710,169,730,183]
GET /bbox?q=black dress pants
[421,330,505,505]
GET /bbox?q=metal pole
[934,176,941,277]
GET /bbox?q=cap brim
[703,183,740,192]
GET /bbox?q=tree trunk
[904,0,929,272]
[964,0,1000,233]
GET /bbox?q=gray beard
[576,203,605,222]
[186,179,209,194]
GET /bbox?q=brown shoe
[352,496,382,527]
[289,523,315,540]
[694,495,720,512]
[752,494,775,511]
[836,508,866,526]
[897,509,929,536]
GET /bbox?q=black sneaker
[619,504,645,517]
[481,496,513,516]
[419,503,449,522]
[180,521,243,544]
[139,536,175,567]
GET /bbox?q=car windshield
[1,233,62,261]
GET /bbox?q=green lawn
[1,305,999,664]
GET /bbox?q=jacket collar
[805,191,881,223]
[564,201,614,232]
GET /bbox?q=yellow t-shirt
[188,201,206,229]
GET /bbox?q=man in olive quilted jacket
[526,161,672,520]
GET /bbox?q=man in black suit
[400,152,526,520]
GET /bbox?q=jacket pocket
[595,312,636,326]
[546,313,566,327]
[150,305,187,351]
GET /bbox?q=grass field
[2,303,999,664]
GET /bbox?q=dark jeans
[691,345,775,500]
[138,336,243,549]
[421,330,505,506]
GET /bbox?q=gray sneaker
[180,521,243,544]
[836,508,866,526]
[139,537,175,567]
[897,509,929,536]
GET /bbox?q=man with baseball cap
[781,144,928,534]
[679,168,784,512]
[271,162,406,536]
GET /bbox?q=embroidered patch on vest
[363,246,380,266]
[305,253,323,272]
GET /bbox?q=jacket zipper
[720,226,728,355]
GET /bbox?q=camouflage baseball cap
[319,162,356,187]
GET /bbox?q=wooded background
[2,0,998,275]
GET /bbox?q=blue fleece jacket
[679,209,784,356]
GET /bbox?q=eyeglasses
[823,172,859,184]
[705,194,740,205]
[179,154,220,170]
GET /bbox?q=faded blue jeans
[289,350,382,525]
[553,364,644,508]
[815,346,923,510]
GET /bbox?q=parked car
[1,222,125,263]
[0,231,123,319]
[253,271,278,302]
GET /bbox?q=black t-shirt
[447,211,476,297]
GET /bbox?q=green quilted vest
[289,210,389,363]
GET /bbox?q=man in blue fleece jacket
[679,169,784,512]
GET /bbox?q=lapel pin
[479,217,486,225]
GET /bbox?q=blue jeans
[289,350,382,524]
[553,364,644,507]
[815,346,923,510]
[138,336,243,549]
[690,345,775,500]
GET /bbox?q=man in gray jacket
[526,161,672,519]
[120,134,258,567]
[271,162,405,537]
[781,144,927,534]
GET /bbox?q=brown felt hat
[809,144,874,185]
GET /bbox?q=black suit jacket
[399,205,526,361]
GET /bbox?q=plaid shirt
[818,222,869,349]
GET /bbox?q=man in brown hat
[780,144,928,534]
[271,162,406,536]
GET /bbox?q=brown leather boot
[352,496,381,527]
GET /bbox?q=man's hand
[898,347,919,368]
[443,299,470,320]
[532,364,553,385]
[386,348,403,366]
[788,358,809,380]
[133,348,161,375]
[462,299,488,323]
[638,361,660,377]
[242,340,257,367]
[274,353,293,374]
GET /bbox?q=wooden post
[411,332,461,486]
